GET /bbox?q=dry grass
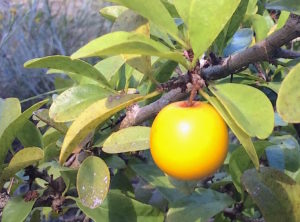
[0,0,111,103]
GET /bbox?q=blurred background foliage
[0,0,111,103]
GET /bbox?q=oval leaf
[59,91,160,164]
[74,190,164,222]
[77,156,110,209]
[0,147,44,184]
[0,98,21,137]
[277,63,300,123]
[49,84,112,122]
[2,195,38,222]
[201,93,259,169]
[173,0,240,61]
[71,31,188,68]
[24,55,111,89]
[103,126,150,153]
[209,83,274,139]
[242,167,300,222]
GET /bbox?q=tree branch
[120,14,300,128]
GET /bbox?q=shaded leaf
[2,195,38,222]
[229,141,272,193]
[77,156,110,209]
[131,163,189,202]
[103,126,150,154]
[74,190,164,222]
[59,91,160,164]
[166,188,233,222]
[265,0,300,15]
[242,167,300,222]
[49,84,112,122]
[210,83,274,139]
[224,28,253,57]
[16,120,43,148]
[277,63,300,123]
[94,56,125,82]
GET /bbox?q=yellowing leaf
[59,91,160,164]
[0,147,44,188]
[277,63,300,123]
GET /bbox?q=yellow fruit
[150,101,228,180]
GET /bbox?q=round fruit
[150,101,228,180]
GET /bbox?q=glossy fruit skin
[150,101,228,180]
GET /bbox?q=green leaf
[94,56,125,82]
[0,147,44,186]
[215,0,249,54]
[106,0,180,43]
[75,190,164,222]
[59,91,160,164]
[77,156,110,209]
[99,5,128,22]
[251,14,270,42]
[166,188,233,222]
[131,164,189,202]
[43,142,60,163]
[277,63,300,123]
[49,84,112,122]
[173,0,240,61]
[241,167,300,222]
[34,109,68,134]
[104,155,126,169]
[0,98,21,137]
[42,127,63,147]
[265,0,300,15]
[16,120,43,148]
[276,11,290,30]
[229,141,272,193]
[2,195,38,222]
[103,126,150,153]
[202,93,259,169]
[209,83,274,139]
[111,9,152,75]
[0,100,48,166]
[24,56,111,89]
[71,31,188,68]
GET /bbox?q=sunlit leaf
[277,63,300,123]
[210,83,274,139]
[103,126,150,153]
[0,147,44,186]
[100,5,128,22]
[24,56,111,89]
[49,84,112,122]
[173,0,240,62]
[59,91,160,164]
[202,93,259,169]
[71,32,188,68]
[0,100,47,166]
[106,0,181,44]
